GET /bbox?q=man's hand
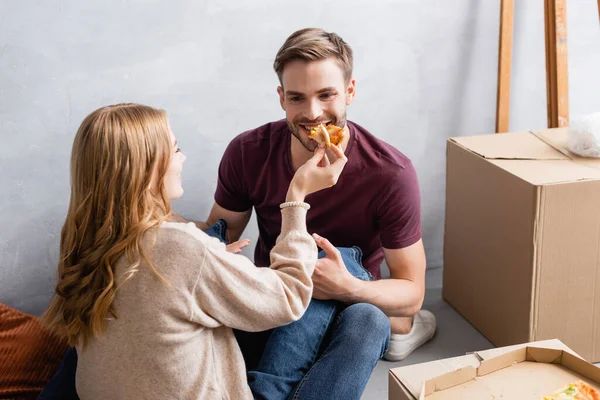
[226,239,251,254]
[310,233,357,301]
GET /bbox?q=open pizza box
[389,339,600,399]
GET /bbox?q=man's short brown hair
[273,28,354,86]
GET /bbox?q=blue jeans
[205,220,390,399]
[247,247,390,400]
[38,345,78,400]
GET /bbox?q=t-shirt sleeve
[377,161,422,249]
[214,136,253,212]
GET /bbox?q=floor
[361,268,494,400]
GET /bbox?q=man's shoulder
[221,120,288,166]
[232,119,288,147]
[349,121,414,174]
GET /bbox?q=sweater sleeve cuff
[280,205,308,235]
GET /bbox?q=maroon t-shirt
[214,119,422,279]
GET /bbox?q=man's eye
[320,93,334,99]
[289,97,302,102]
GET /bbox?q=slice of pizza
[327,125,345,146]
[543,380,600,400]
[308,124,344,147]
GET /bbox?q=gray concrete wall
[1,0,599,315]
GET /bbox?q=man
[204,27,436,397]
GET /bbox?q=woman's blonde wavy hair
[42,103,173,347]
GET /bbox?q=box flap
[533,127,600,169]
[531,127,571,156]
[476,347,528,376]
[475,339,581,360]
[450,131,568,160]
[449,129,600,185]
[475,347,588,377]
[488,159,600,185]
[391,354,480,399]
[561,351,600,382]
[421,366,477,399]
[525,347,563,364]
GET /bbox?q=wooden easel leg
[495,0,514,133]
[544,0,569,128]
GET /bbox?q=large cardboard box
[443,127,600,362]
[389,339,598,399]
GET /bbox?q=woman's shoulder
[157,222,225,251]
[136,222,227,281]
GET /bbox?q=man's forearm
[342,277,424,317]
[206,203,252,242]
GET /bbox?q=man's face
[277,58,355,152]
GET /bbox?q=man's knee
[340,303,390,343]
[325,247,372,282]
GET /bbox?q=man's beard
[287,112,347,152]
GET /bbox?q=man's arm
[170,202,252,244]
[206,202,252,243]
[311,235,426,317]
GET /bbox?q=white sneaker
[383,310,436,361]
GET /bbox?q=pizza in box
[543,381,600,400]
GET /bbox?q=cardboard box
[389,339,598,399]
[443,127,600,362]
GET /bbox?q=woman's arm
[192,205,317,331]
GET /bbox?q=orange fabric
[0,303,67,400]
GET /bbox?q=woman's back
[76,215,318,400]
[76,223,251,399]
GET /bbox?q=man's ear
[346,78,356,106]
[277,86,286,111]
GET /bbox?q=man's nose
[304,98,322,121]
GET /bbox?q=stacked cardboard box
[443,128,600,362]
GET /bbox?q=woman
[42,103,347,399]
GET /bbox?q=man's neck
[289,125,351,172]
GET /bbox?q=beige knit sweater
[75,206,316,400]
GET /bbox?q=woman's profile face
[164,129,186,201]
